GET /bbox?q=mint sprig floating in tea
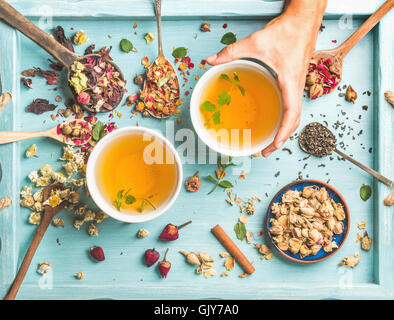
[201,72,245,125]
[120,39,137,53]
[114,189,156,212]
[221,32,237,45]
[206,156,236,194]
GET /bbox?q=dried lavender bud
[54,25,74,52]
[185,171,201,192]
[299,122,337,157]
[144,248,160,267]
[27,99,57,115]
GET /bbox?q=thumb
[206,37,252,65]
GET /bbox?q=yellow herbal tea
[199,67,281,149]
[96,133,178,214]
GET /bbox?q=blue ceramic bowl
[266,179,350,263]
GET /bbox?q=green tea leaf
[92,121,104,141]
[206,175,218,184]
[221,32,236,45]
[213,110,221,125]
[234,222,246,241]
[220,73,231,82]
[120,39,136,53]
[172,47,187,59]
[237,84,245,96]
[218,180,234,188]
[360,184,372,201]
[125,195,136,205]
[201,101,216,112]
[218,91,231,106]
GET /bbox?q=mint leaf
[237,84,245,96]
[213,110,221,125]
[172,47,187,59]
[92,121,104,141]
[125,195,136,205]
[201,101,216,112]
[221,32,236,45]
[117,189,124,199]
[140,199,146,212]
[120,39,136,53]
[218,91,231,106]
[220,73,231,82]
[234,222,246,241]
[206,175,218,184]
[360,184,372,201]
[218,180,233,188]
[114,199,122,211]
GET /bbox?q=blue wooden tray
[0,0,392,299]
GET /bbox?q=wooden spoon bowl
[0,0,125,113]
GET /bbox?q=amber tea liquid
[200,67,281,149]
[96,133,178,213]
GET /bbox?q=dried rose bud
[77,91,90,105]
[90,246,105,261]
[134,74,145,86]
[305,73,317,86]
[329,64,340,76]
[158,248,171,278]
[185,172,201,192]
[309,84,324,100]
[159,221,192,241]
[200,23,211,32]
[144,248,160,267]
[345,85,357,103]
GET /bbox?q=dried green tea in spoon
[298,122,337,157]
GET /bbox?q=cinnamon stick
[211,224,255,275]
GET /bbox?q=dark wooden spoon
[4,183,67,300]
[0,0,125,113]
[311,0,393,89]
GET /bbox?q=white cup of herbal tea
[190,60,283,157]
[86,126,183,223]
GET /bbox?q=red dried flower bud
[144,248,160,267]
[345,85,357,104]
[158,248,171,278]
[309,84,324,100]
[90,246,105,261]
[159,221,192,241]
[200,23,211,32]
[185,172,201,192]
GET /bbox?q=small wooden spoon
[143,0,180,119]
[4,183,67,300]
[298,124,393,188]
[311,0,393,86]
[0,119,91,146]
[0,0,125,113]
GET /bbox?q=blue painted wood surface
[0,0,392,299]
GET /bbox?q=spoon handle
[0,130,52,144]
[154,0,164,57]
[4,212,54,300]
[335,0,393,59]
[335,149,393,188]
[0,0,78,67]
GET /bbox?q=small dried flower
[158,248,171,278]
[221,271,229,277]
[37,262,51,275]
[200,23,211,32]
[185,172,201,192]
[144,32,155,44]
[137,228,149,238]
[0,196,12,210]
[383,193,394,206]
[357,221,366,229]
[144,248,160,267]
[25,144,38,158]
[219,252,229,258]
[224,257,234,271]
[87,223,99,236]
[28,212,41,225]
[77,91,90,105]
[73,31,87,45]
[90,246,105,261]
[361,231,372,251]
[345,85,357,103]
[134,74,145,86]
[52,217,64,228]
[75,272,84,279]
[339,252,360,268]
[159,221,192,241]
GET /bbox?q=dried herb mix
[299,122,337,157]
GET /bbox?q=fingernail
[206,54,217,63]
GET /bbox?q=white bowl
[86,126,183,223]
[190,60,283,157]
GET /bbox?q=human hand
[206,0,327,157]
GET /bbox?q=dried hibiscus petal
[21,77,33,89]
[54,25,74,52]
[48,59,64,71]
[27,98,57,114]
[21,69,36,77]
[159,221,192,241]
[34,67,58,85]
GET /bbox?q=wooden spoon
[4,183,67,300]
[0,119,91,146]
[142,0,180,119]
[0,0,125,113]
[311,0,393,87]
[298,124,393,188]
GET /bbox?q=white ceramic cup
[190,60,283,157]
[86,126,183,223]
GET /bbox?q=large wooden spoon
[142,0,180,119]
[0,0,125,113]
[312,0,393,86]
[4,183,67,300]
[0,119,91,146]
